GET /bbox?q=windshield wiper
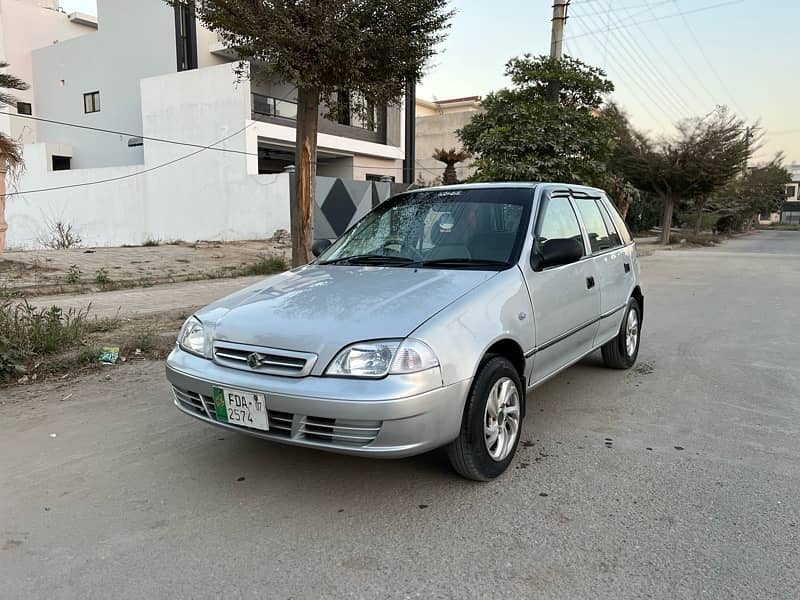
[320,254,417,266]
[418,258,509,269]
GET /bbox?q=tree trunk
[618,196,631,220]
[443,163,457,185]
[694,201,704,236]
[291,86,320,267]
[660,193,674,245]
[0,165,7,256]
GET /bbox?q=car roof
[405,182,607,196]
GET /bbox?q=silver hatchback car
[166,183,643,480]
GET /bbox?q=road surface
[2,231,799,599]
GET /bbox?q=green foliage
[142,238,161,247]
[1,62,30,175]
[619,108,753,201]
[241,254,287,276]
[0,300,91,381]
[167,0,452,118]
[714,158,790,221]
[66,264,81,284]
[95,268,110,286]
[625,192,663,232]
[459,55,616,184]
[715,214,740,234]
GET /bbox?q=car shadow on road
[174,351,619,507]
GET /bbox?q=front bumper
[165,347,471,458]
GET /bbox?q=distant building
[786,161,800,182]
[5,0,412,249]
[0,0,96,146]
[27,0,405,177]
[415,96,481,185]
[781,180,800,224]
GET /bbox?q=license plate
[212,387,269,431]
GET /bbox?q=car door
[522,190,601,385]
[572,194,631,346]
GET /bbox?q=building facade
[415,96,481,185]
[27,0,405,176]
[5,0,412,249]
[0,0,96,145]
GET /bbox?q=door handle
[624,262,631,273]
[586,276,595,289]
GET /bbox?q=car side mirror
[531,238,584,271]
[312,239,333,258]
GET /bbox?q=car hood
[196,264,496,373]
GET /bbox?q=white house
[0,0,96,145]
[5,0,410,249]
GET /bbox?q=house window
[52,155,71,171]
[366,174,394,182]
[336,90,378,131]
[787,185,797,198]
[83,91,100,113]
[17,102,32,115]
[175,4,198,71]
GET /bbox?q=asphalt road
[2,231,799,600]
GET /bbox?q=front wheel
[601,297,641,369]
[447,356,523,481]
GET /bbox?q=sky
[60,0,800,165]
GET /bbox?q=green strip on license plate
[212,387,228,422]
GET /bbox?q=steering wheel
[381,239,422,260]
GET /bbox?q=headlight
[326,338,438,378]
[178,316,208,357]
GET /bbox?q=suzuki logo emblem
[247,352,265,369]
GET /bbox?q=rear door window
[602,197,633,244]
[575,198,619,253]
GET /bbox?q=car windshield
[318,188,534,269]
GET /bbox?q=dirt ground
[0,239,290,296]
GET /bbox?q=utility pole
[550,0,570,59]
[548,0,570,101]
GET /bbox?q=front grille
[212,341,317,378]
[172,386,381,448]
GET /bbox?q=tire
[447,356,523,481]
[601,297,641,369]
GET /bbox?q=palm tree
[0,62,29,254]
[432,147,471,185]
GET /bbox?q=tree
[458,55,616,184]
[0,63,29,255]
[432,147,470,185]
[616,107,753,244]
[714,157,789,230]
[601,102,640,219]
[167,1,452,266]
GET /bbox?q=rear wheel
[601,297,641,369]
[447,356,523,481]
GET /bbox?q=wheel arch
[631,285,644,322]
[481,338,527,417]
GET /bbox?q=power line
[564,0,744,41]
[568,15,674,130]
[574,4,694,118]
[2,123,256,198]
[4,111,445,190]
[8,112,254,156]
[671,0,748,119]
[637,0,722,109]
[572,0,673,17]
[613,0,709,116]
